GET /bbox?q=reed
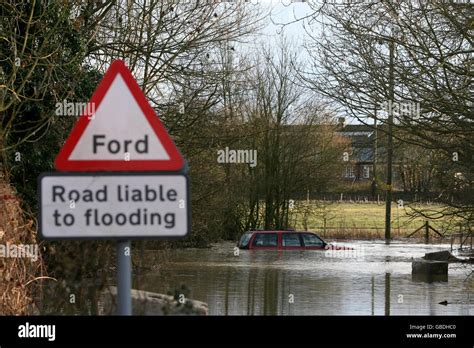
[0,180,44,315]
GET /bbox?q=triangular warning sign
[55,60,184,172]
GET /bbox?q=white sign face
[69,75,169,161]
[54,60,185,172]
[39,174,189,239]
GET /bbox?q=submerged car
[238,230,353,250]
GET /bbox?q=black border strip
[0,315,472,346]
[37,172,191,241]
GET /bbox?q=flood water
[135,241,473,315]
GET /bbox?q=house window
[363,165,370,179]
[344,165,355,178]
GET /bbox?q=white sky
[250,0,314,62]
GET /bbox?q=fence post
[323,217,327,238]
[424,221,429,244]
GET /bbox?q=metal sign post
[117,240,132,315]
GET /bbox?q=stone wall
[100,286,208,315]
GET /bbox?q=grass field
[289,201,462,239]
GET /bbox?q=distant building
[337,120,377,182]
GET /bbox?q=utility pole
[373,107,377,183]
[384,38,395,244]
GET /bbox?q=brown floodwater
[134,240,473,315]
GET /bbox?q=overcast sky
[250,0,314,61]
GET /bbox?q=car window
[239,232,252,248]
[252,233,278,247]
[282,233,301,247]
[302,233,324,247]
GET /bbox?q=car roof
[248,230,313,234]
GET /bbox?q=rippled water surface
[135,241,473,315]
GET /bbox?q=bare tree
[87,1,263,136]
[0,1,114,167]
[241,40,347,230]
[302,0,473,224]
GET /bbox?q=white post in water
[117,240,132,315]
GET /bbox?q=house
[336,118,377,182]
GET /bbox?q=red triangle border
[54,60,184,172]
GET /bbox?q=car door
[281,233,303,250]
[250,233,278,250]
[301,233,326,250]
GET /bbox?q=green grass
[290,201,461,239]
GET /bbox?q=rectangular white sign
[39,173,189,239]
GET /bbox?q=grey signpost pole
[117,240,132,315]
